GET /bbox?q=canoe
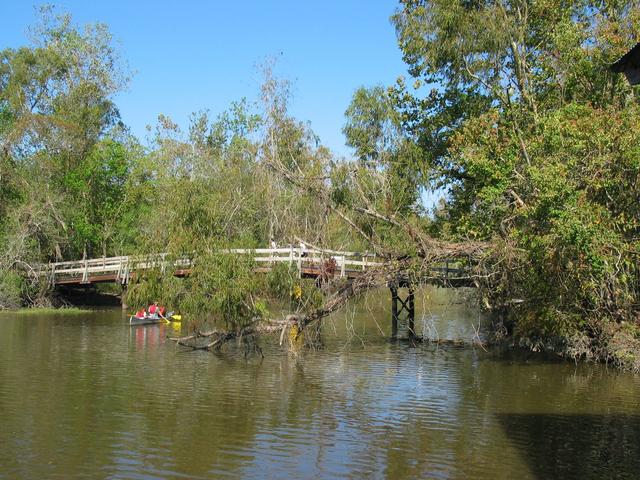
[129,314,163,326]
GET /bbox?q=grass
[0,306,94,315]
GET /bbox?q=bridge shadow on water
[497,413,640,479]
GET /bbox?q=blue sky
[0,1,408,157]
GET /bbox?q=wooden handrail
[38,246,470,286]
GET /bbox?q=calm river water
[1,287,639,479]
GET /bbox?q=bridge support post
[407,284,415,338]
[390,281,415,340]
[81,258,89,284]
[120,284,128,311]
[391,285,398,339]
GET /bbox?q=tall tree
[0,6,133,265]
[384,0,640,365]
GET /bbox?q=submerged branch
[168,319,290,351]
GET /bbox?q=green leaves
[343,86,402,164]
[0,270,25,309]
[387,1,640,355]
[0,6,133,264]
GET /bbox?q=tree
[0,6,133,266]
[391,0,640,186]
[385,0,640,367]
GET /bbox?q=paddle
[158,310,182,323]
[158,310,170,323]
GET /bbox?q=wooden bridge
[38,246,474,340]
[39,246,470,288]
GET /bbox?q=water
[1,287,639,479]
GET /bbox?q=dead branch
[168,319,291,351]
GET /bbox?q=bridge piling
[391,286,398,338]
[121,285,128,310]
[390,281,415,340]
[81,259,89,284]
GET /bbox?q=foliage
[343,86,424,224]
[6,306,92,315]
[294,279,325,313]
[0,6,137,266]
[448,104,640,338]
[264,262,298,299]
[183,252,266,330]
[385,0,640,366]
[390,0,640,184]
[0,270,25,309]
[125,252,266,331]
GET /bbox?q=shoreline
[0,306,96,315]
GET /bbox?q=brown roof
[611,42,640,73]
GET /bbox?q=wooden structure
[611,43,640,85]
[39,247,382,286]
[390,280,415,340]
[38,247,472,288]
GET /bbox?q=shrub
[0,270,24,309]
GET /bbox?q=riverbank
[0,307,95,316]
[490,316,640,373]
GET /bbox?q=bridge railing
[40,247,385,285]
[40,247,473,286]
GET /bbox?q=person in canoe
[148,302,159,317]
[130,307,162,325]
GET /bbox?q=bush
[264,262,297,299]
[0,270,25,309]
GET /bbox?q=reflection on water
[0,287,639,479]
[498,414,640,479]
[131,324,166,350]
